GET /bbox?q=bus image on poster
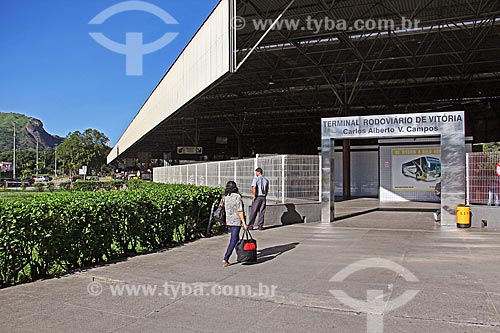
[402,156,441,182]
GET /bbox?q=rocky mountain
[0,112,63,152]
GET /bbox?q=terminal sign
[322,111,464,139]
[177,146,203,155]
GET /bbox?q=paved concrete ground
[2,200,500,332]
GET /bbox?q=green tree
[0,151,11,162]
[482,142,500,152]
[57,129,110,176]
[0,149,38,179]
[16,150,36,173]
[37,148,54,175]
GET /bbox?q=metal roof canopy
[108,0,500,164]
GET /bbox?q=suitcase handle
[241,229,254,240]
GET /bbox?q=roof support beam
[236,0,296,71]
[316,0,394,110]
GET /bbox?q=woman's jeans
[224,226,241,262]
[487,190,499,206]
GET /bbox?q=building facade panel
[108,0,233,163]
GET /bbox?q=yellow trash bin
[456,205,471,228]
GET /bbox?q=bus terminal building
[107,0,500,225]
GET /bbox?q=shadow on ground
[242,242,300,265]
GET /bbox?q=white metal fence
[466,152,500,205]
[154,151,500,205]
[153,155,321,202]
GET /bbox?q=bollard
[456,205,471,228]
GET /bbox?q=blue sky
[0,0,220,145]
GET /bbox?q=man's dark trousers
[249,196,266,230]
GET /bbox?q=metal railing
[153,154,321,202]
[155,151,500,206]
[466,152,500,205]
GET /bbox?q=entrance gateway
[321,111,465,226]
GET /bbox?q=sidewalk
[1,207,500,332]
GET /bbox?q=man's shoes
[248,225,263,230]
[433,212,439,222]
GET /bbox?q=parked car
[2,178,31,187]
[1,178,13,187]
[33,176,46,183]
[114,173,125,180]
[141,172,152,181]
[71,175,84,182]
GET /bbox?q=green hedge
[0,184,222,287]
[72,180,125,191]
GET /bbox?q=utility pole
[36,136,39,177]
[54,145,57,178]
[12,122,16,179]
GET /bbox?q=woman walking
[221,181,248,267]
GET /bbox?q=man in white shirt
[433,182,441,221]
[248,168,269,230]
